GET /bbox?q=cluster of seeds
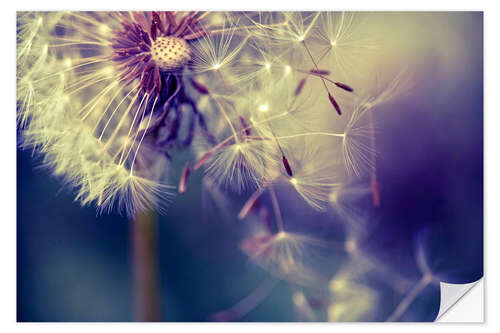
[150,36,191,71]
[111,11,205,95]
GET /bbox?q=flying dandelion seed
[313,12,379,81]
[240,228,335,286]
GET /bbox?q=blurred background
[17,12,483,322]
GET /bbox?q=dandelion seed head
[111,12,207,95]
[150,36,192,71]
[17,11,222,216]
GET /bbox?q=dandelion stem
[131,210,161,321]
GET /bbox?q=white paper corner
[436,278,483,322]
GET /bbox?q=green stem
[131,210,161,321]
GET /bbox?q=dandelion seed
[309,69,330,76]
[178,162,190,193]
[270,147,343,212]
[328,92,342,115]
[300,38,350,115]
[189,77,210,95]
[314,12,378,80]
[189,13,248,76]
[246,12,320,47]
[282,154,293,177]
[334,81,354,92]
[194,150,213,170]
[238,186,266,220]
[202,140,275,192]
[294,77,307,96]
[241,227,335,285]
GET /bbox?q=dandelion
[17,11,245,216]
[17,11,414,322]
[16,11,256,322]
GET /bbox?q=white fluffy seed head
[150,36,191,71]
[17,12,177,217]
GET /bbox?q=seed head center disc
[150,37,191,71]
